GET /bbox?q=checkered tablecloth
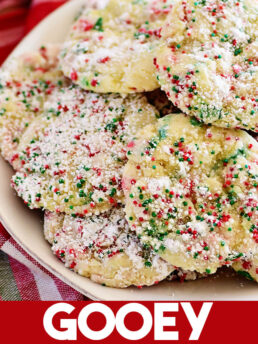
[0,0,87,301]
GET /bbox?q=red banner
[0,301,256,343]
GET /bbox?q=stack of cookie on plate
[0,0,257,288]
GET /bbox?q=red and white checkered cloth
[0,0,87,300]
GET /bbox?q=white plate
[0,0,257,300]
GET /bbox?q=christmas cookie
[0,45,66,167]
[155,0,258,131]
[123,113,258,274]
[12,89,159,216]
[60,0,175,93]
[44,207,174,288]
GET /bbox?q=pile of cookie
[0,0,257,288]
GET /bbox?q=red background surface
[0,0,66,65]
[0,301,256,343]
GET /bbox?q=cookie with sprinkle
[154,0,258,131]
[12,88,159,216]
[0,45,67,167]
[44,207,174,288]
[60,0,175,93]
[123,113,258,274]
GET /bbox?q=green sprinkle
[110,188,116,197]
[234,48,242,56]
[93,17,103,32]
[159,245,166,252]
[0,108,6,116]
[144,261,152,267]
[190,117,202,126]
[237,270,254,281]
